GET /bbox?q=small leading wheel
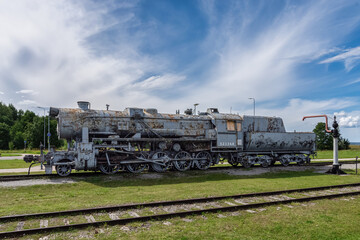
[173,151,192,171]
[151,151,171,173]
[194,151,212,170]
[99,164,119,175]
[56,165,72,177]
[126,153,148,173]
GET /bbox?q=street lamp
[47,110,50,152]
[248,98,255,116]
[37,106,46,170]
[37,106,46,148]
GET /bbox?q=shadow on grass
[77,168,326,188]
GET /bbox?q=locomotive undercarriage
[49,146,311,177]
[224,152,311,168]
[33,138,312,177]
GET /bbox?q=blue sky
[1,0,360,140]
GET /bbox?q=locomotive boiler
[25,101,316,176]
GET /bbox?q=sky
[1,0,360,141]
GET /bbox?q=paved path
[0,154,27,160]
[311,158,357,161]
[0,165,54,173]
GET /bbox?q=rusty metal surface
[245,132,315,152]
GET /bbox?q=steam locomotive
[25,101,316,176]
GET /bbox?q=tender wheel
[173,151,192,171]
[261,161,270,168]
[99,164,119,175]
[228,154,239,167]
[126,153,148,173]
[279,158,289,166]
[56,165,72,177]
[297,160,305,166]
[151,151,171,173]
[194,151,212,170]
[241,161,252,168]
[260,156,272,168]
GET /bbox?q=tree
[0,123,10,149]
[313,122,333,150]
[313,122,351,150]
[339,137,350,150]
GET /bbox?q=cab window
[237,122,242,131]
[227,120,236,131]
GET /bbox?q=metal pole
[356,156,358,175]
[333,137,339,166]
[37,107,46,148]
[248,98,255,116]
[37,106,46,170]
[48,110,50,152]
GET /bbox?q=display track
[1,183,360,238]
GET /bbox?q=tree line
[0,102,64,150]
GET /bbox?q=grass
[0,160,31,169]
[0,149,41,155]
[4,169,360,240]
[315,145,360,159]
[0,168,359,239]
[64,196,360,240]
[1,169,360,217]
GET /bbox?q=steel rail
[1,188,360,238]
[0,160,355,182]
[1,182,360,222]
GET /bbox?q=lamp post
[248,98,255,116]
[47,110,50,152]
[37,107,46,149]
[37,106,46,170]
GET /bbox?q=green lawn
[0,149,42,155]
[1,169,360,217]
[65,196,359,240]
[0,153,22,157]
[0,168,358,240]
[314,145,360,159]
[1,168,360,239]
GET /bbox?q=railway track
[0,160,355,182]
[1,183,360,238]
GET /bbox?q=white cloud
[185,0,360,109]
[246,99,360,141]
[320,46,360,71]
[0,91,4,95]
[16,89,37,95]
[131,74,186,90]
[343,78,360,86]
[0,0,176,110]
[0,0,359,142]
[18,99,37,106]
[334,111,360,128]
